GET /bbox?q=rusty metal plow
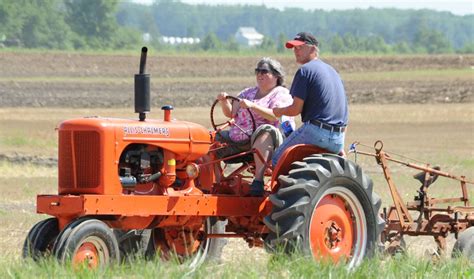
[349,140,474,254]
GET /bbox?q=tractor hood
[58,117,212,162]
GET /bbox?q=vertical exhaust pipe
[135,47,150,121]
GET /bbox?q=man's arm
[240,99,278,121]
[272,97,304,118]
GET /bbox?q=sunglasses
[254,68,270,75]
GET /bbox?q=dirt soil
[0,52,472,108]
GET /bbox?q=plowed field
[1,52,472,108]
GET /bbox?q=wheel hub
[309,194,354,262]
[325,221,342,249]
[74,242,99,269]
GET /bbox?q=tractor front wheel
[22,218,59,260]
[264,154,385,268]
[53,219,120,269]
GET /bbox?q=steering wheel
[210,95,256,140]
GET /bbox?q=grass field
[0,103,472,277]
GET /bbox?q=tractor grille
[59,130,101,189]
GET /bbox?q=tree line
[0,0,472,54]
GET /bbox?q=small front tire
[22,218,59,260]
[53,219,120,269]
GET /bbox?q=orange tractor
[23,48,472,268]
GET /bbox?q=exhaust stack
[135,47,150,121]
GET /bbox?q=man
[272,32,348,166]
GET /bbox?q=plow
[23,48,473,269]
[350,141,473,256]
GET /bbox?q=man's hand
[273,97,304,117]
[240,99,254,109]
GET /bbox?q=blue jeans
[272,122,345,166]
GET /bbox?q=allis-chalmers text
[123,126,170,136]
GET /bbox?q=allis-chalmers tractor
[23,48,473,269]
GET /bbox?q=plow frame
[351,140,474,253]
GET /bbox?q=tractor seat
[413,166,440,187]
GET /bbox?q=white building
[234,27,264,47]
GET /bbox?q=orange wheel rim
[73,242,99,269]
[309,194,354,262]
[161,226,204,257]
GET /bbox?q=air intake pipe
[135,47,150,121]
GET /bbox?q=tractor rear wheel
[146,217,227,268]
[452,226,474,260]
[53,219,119,269]
[22,218,59,260]
[264,154,385,268]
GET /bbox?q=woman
[215,57,295,196]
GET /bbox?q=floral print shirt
[229,86,294,142]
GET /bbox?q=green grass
[0,253,471,278]
[0,135,56,149]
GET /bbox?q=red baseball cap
[285,32,319,48]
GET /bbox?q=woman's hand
[240,99,254,109]
[217,92,228,102]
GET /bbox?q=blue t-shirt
[290,59,348,126]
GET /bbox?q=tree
[0,0,71,49]
[200,32,221,51]
[329,35,345,54]
[225,36,240,52]
[276,32,287,53]
[0,1,24,40]
[21,0,72,49]
[64,0,120,49]
[259,36,276,51]
[394,42,411,54]
[414,27,453,54]
[458,42,474,54]
[365,35,390,53]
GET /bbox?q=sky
[132,0,473,16]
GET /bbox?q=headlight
[185,163,200,179]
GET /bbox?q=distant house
[234,27,264,47]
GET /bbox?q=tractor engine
[118,144,164,189]
[57,47,212,196]
[57,116,212,195]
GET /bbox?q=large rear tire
[264,154,385,268]
[146,217,227,268]
[22,218,59,260]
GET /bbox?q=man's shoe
[249,180,265,197]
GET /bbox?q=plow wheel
[22,218,59,260]
[264,154,385,269]
[147,217,227,268]
[53,219,119,269]
[452,226,474,260]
